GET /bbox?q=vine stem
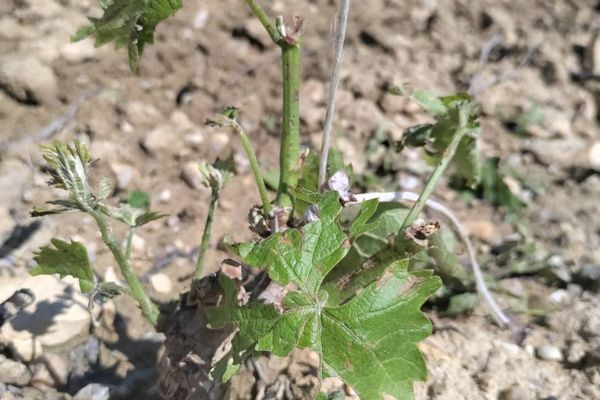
[348,191,513,328]
[194,191,218,280]
[245,0,281,43]
[125,226,136,261]
[277,44,301,206]
[246,0,301,207]
[90,210,159,325]
[319,0,351,187]
[399,108,468,231]
[234,123,272,216]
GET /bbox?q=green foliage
[400,91,481,188]
[198,157,235,192]
[451,157,524,212]
[37,140,95,213]
[127,189,151,209]
[31,239,95,292]
[72,0,183,71]
[209,192,441,399]
[33,139,163,324]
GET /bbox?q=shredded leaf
[72,0,183,71]
[400,91,482,187]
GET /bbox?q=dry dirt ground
[1,0,600,399]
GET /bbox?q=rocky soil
[1,0,600,399]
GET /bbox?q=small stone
[130,234,146,253]
[0,275,97,356]
[170,110,195,131]
[0,55,58,104]
[566,340,586,364]
[141,124,182,156]
[104,266,123,286]
[34,353,69,388]
[127,101,162,127]
[548,289,569,306]
[181,162,208,191]
[59,40,96,63]
[158,189,172,203]
[0,354,31,386]
[110,163,136,191]
[497,386,528,400]
[589,142,600,170]
[192,9,209,29]
[74,383,111,400]
[22,189,35,203]
[184,131,204,149]
[234,151,250,174]
[536,345,563,362]
[465,219,496,243]
[150,273,172,294]
[6,335,43,363]
[209,132,230,154]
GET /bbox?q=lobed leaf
[31,239,95,293]
[210,192,441,399]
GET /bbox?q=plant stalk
[245,0,280,43]
[235,124,271,216]
[276,43,301,206]
[246,0,302,208]
[194,191,219,280]
[90,211,159,325]
[125,226,136,261]
[400,109,469,230]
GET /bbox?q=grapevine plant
[29,1,502,399]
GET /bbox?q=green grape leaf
[72,0,183,71]
[211,261,440,400]
[209,192,441,400]
[349,198,380,237]
[31,239,95,293]
[127,189,151,209]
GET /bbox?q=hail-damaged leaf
[400,91,482,187]
[209,192,441,399]
[72,0,183,71]
[31,239,95,293]
[40,140,95,212]
[97,177,112,200]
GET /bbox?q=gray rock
[73,383,110,400]
[0,355,31,386]
[0,275,96,361]
[0,55,58,105]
